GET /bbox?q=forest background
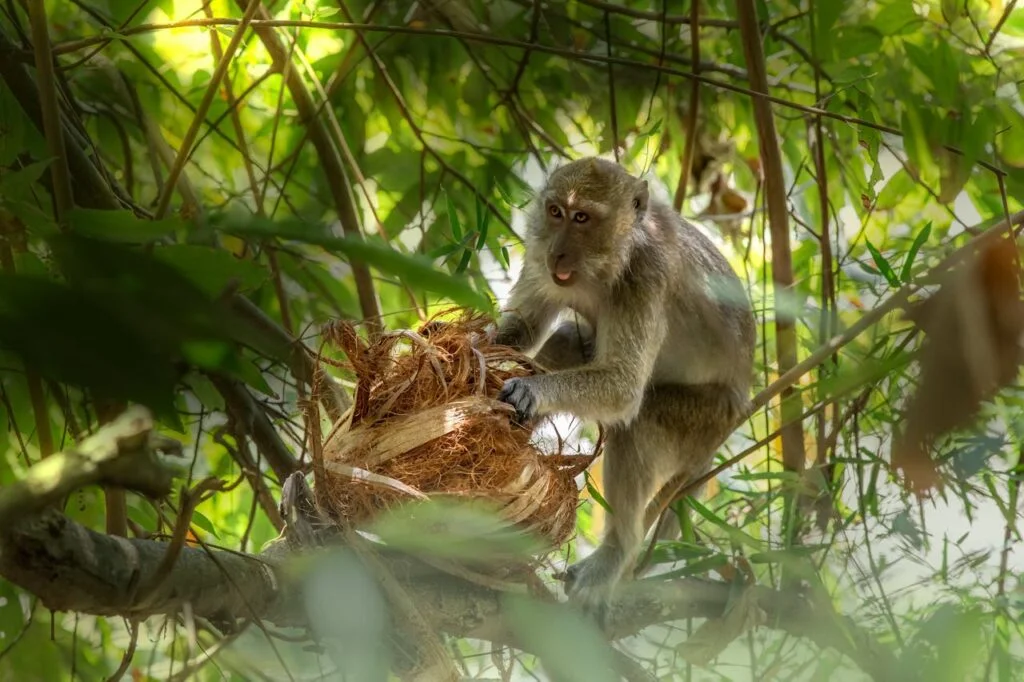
[2,0,1024,680]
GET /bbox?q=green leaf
[876,168,916,209]
[865,239,900,287]
[371,498,545,562]
[127,499,160,533]
[729,470,804,483]
[191,509,220,538]
[748,545,830,564]
[874,0,923,35]
[67,208,185,244]
[0,273,179,417]
[229,355,276,397]
[186,372,227,410]
[454,247,473,274]
[211,214,494,312]
[445,191,462,241]
[0,160,51,199]
[5,197,59,236]
[0,579,25,639]
[688,498,763,550]
[474,194,491,251]
[647,541,715,565]
[813,0,844,60]
[899,222,932,283]
[656,553,730,579]
[153,244,269,296]
[584,471,611,513]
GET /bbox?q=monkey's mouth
[551,270,575,287]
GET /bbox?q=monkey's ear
[632,180,649,213]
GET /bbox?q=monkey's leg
[564,422,662,622]
[565,384,740,620]
[533,318,595,371]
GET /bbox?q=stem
[27,0,74,227]
[673,0,702,211]
[735,0,806,541]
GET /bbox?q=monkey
[492,157,756,622]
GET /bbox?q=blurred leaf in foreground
[502,594,619,682]
[302,549,392,682]
[370,497,544,564]
[893,236,1024,495]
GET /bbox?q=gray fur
[494,158,755,622]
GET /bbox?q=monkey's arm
[499,283,668,425]
[493,276,560,352]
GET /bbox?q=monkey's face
[528,158,649,288]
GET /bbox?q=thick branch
[0,509,289,625]
[0,406,180,529]
[0,411,899,681]
[0,508,899,680]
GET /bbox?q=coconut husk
[313,310,596,550]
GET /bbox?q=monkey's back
[641,200,756,393]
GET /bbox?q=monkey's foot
[563,553,621,631]
[497,377,539,424]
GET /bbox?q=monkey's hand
[563,548,620,630]
[497,377,540,424]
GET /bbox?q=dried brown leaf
[893,237,1024,495]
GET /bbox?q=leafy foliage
[1,0,1024,680]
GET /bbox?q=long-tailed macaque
[493,157,755,620]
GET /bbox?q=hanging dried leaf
[893,236,1024,495]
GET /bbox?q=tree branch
[0,413,900,681]
[736,0,806,543]
[0,406,181,530]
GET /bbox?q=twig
[95,399,130,537]
[50,19,1009,178]
[330,7,522,243]
[204,2,264,212]
[136,477,226,608]
[575,0,736,27]
[736,0,806,537]
[153,0,263,219]
[104,619,139,682]
[809,0,838,505]
[984,0,1018,55]
[227,294,351,420]
[672,0,701,211]
[211,375,299,481]
[604,10,620,161]
[0,216,54,458]
[0,508,899,681]
[238,1,384,335]
[26,0,74,226]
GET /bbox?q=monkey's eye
[548,205,562,218]
[572,212,589,223]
